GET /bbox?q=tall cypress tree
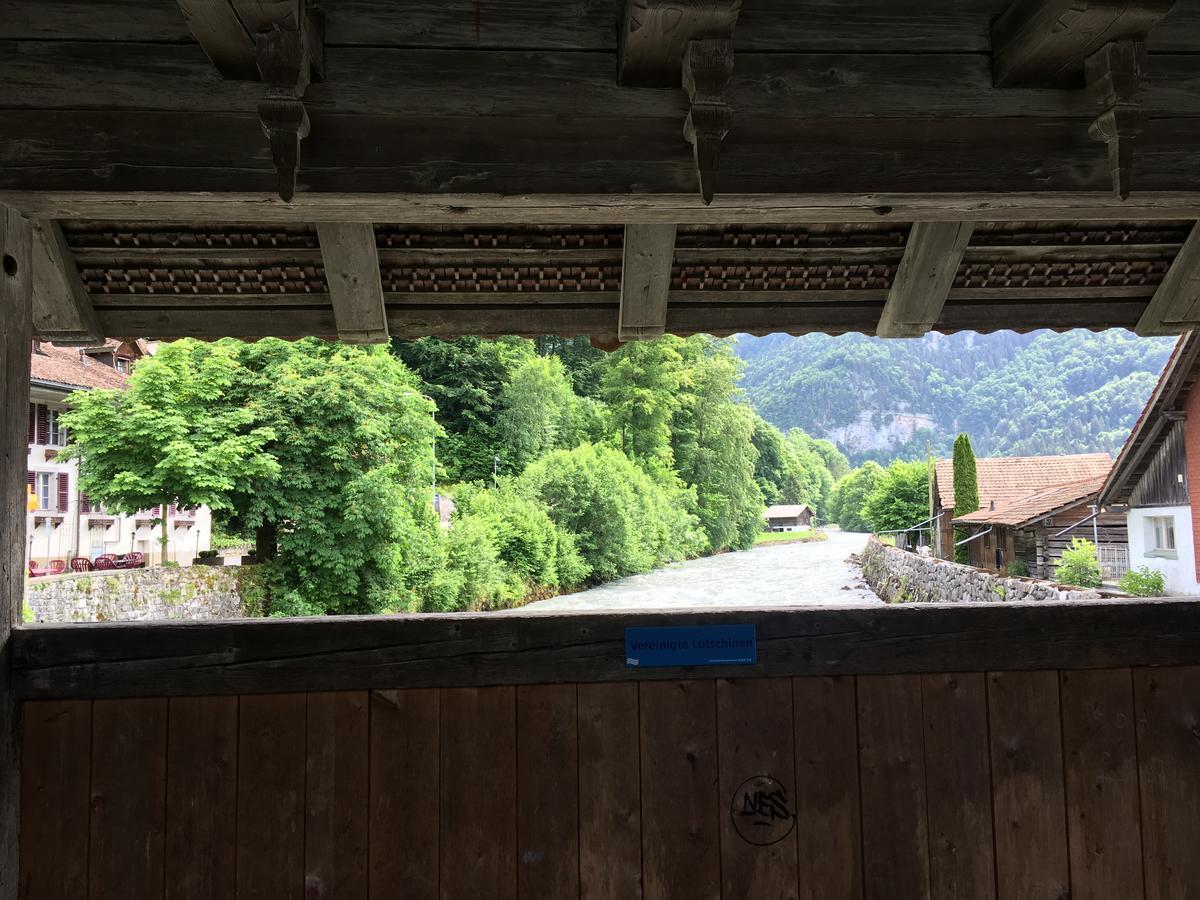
[952,433,980,517]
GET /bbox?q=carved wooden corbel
[1086,41,1147,199]
[682,39,735,206]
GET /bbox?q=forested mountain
[736,330,1175,464]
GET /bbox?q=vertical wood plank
[165,696,237,900]
[18,700,91,899]
[1060,668,1144,900]
[89,698,168,900]
[578,682,641,900]
[440,686,517,900]
[639,680,720,900]
[516,684,579,899]
[921,673,996,900]
[237,693,306,900]
[987,671,1070,900]
[717,677,799,900]
[0,206,32,900]
[857,674,930,900]
[305,692,369,900]
[369,688,440,900]
[793,676,862,900]
[1134,666,1200,898]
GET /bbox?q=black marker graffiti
[730,775,796,846]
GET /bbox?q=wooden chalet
[952,474,1129,578]
[5,2,1200,898]
[763,503,812,531]
[1100,330,1200,593]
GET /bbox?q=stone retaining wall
[860,537,1102,603]
[25,564,265,623]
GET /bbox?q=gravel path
[518,530,880,612]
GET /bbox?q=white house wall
[1126,505,1198,595]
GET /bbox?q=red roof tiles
[30,342,130,392]
[935,453,1113,512]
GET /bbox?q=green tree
[601,338,685,469]
[61,341,279,564]
[496,356,578,469]
[1055,537,1103,588]
[829,461,884,532]
[952,433,980,517]
[863,460,930,533]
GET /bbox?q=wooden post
[0,205,32,900]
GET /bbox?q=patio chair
[46,559,66,575]
[117,551,146,569]
[93,554,118,571]
[27,560,47,578]
[70,557,93,573]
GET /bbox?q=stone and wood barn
[9,1,1200,898]
[1100,330,1200,594]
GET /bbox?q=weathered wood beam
[31,220,102,346]
[682,39,735,205]
[0,205,33,900]
[13,599,1200,699]
[315,222,388,344]
[877,222,974,338]
[1136,220,1200,334]
[618,0,741,87]
[177,0,258,80]
[992,0,1176,88]
[618,224,677,341]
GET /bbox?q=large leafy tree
[829,461,884,532]
[62,341,279,564]
[601,338,685,469]
[863,460,930,533]
[496,355,578,470]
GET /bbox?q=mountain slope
[735,330,1175,464]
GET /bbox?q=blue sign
[625,625,756,668]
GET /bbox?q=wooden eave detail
[618,224,677,341]
[1137,221,1200,334]
[315,222,389,344]
[31,220,102,345]
[877,222,974,338]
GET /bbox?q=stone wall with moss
[860,537,1102,603]
[25,565,265,623]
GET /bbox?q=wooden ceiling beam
[618,0,741,88]
[618,224,677,341]
[315,222,388,344]
[992,0,1175,88]
[178,0,258,80]
[31,220,102,345]
[877,221,974,338]
[1136,221,1200,335]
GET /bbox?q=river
[519,530,880,612]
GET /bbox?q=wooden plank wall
[18,669,1200,899]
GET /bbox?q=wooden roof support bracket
[618,224,677,341]
[316,223,389,344]
[31,220,102,345]
[1086,41,1147,199]
[877,222,975,338]
[618,0,741,205]
[1136,221,1200,335]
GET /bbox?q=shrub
[1055,537,1103,588]
[1118,565,1166,597]
[1005,560,1030,578]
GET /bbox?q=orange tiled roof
[934,452,1112,512]
[953,474,1108,527]
[30,343,129,392]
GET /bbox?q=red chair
[93,554,118,570]
[46,559,66,575]
[70,556,93,573]
[116,551,145,570]
[27,560,47,578]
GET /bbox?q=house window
[35,473,53,511]
[1146,515,1177,558]
[115,357,130,374]
[47,409,67,446]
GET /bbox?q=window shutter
[26,471,34,488]
[36,404,48,445]
[28,404,34,444]
[168,502,178,516]
[81,493,91,514]
[57,473,69,512]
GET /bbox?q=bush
[1118,566,1166,597]
[1005,559,1029,578]
[1055,538,1103,588]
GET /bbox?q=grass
[754,529,828,546]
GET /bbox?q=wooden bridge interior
[5,0,1200,897]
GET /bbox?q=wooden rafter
[618,0,741,88]
[1136,221,1200,335]
[877,222,974,338]
[178,0,258,80]
[992,0,1175,88]
[618,224,677,341]
[31,220,103,345]
[1086,41,1147,199]
[315,223,389,344]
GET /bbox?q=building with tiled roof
[26,340,212,570]
[762,504,812,531]
[931,452,1125,579]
